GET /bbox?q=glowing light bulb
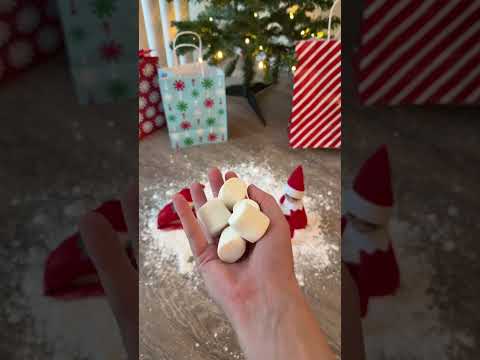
[254,12,258,18]
[258,61,265,70]
[216,50,224,59]
[245,37,250,45]
[259,45,263,51]
[291,65,297,72]
[289,13,294,20]
[199,58,203,63]
[311,34,315,38]
[209,17,213,22]
[300,30,305,36]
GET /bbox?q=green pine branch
[173,0,340,88]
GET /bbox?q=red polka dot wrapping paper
[138,50,165,140]
[289,39,342,149]
[0,0,63,84]
[356,0,480,105]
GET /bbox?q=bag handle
[173,31,203,66]
[327,0,340,41]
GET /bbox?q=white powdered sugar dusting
[362,219,475,359]
[20,246,126,359]
[141,161,339,282]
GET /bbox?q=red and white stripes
[357,0,480,105]
[289,40,342,149]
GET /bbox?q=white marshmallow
[228,201,270,243]
[233,198,260,213]
[218,178,248,210]
[217,226,247,263]
[197,199,231,237]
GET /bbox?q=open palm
[173,168,297,319]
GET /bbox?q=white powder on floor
[362,219,475,359]
[142,161,339,282]
[140,161,339,359]
[18,237,127,360]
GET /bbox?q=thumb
[247,184,288,230]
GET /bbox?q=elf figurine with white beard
[342,145,400,317]
[280,165,308,237]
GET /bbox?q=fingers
[225,171,237,180]
[121,184,139,263]
[173,193,209,257]
[79,212,138,360]
[191,182,207,210]
[208,167,224,197]
[80,212,135,277]
[247,184,286,228]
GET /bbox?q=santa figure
[44,200,135,299]
[280,165,308,237]
[342,145,400,317]
[157,188,195,230]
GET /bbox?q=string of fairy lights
[203,5,327,74]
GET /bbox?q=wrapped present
[288,0,341,149]
[56,0,137,104]
[138,49,165,140]
[356,0,480,105]
[158,32,228,149]
[0,0,63,83]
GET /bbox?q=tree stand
[226,82,272,126]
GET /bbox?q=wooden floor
[140,78,341,359]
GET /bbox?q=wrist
[225,277,335,360]
[226,277,303,348]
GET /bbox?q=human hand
[173,168,295,320]
[174,168,334,360]
[79,186,138,360]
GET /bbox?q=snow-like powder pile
[141,161,339,283]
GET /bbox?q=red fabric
[359,244,400,298]
[342,214,400,317]
[353,145,393,207]
[138,49,165,139]
[346,245,401,318]
[280,195,307,237]
[44,200,136,300]
[287,165,305,193]
[0,0,63,84]
[289,39,341,149]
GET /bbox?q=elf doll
[342,145,400,317]
[280,165,308,237]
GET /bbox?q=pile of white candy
[197,178,271,263]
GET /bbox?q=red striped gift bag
[356,0,480,105]
[289,0,342,149]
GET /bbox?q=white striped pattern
[357,0,480,105]
[289,40,342,149]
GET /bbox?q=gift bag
[56,0,137,104]
[138,49,165,140]
[0,0,63,84]
[288,0,341,149]
[356,0,480,105]
[158,32,228,149]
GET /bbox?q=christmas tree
[173,0,340,88]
